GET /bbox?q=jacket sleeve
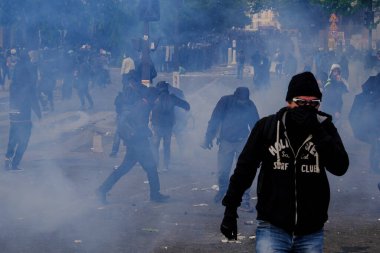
[313,119,349,176]
[205,97,227,142]
[173,95,190,111]
[248,102,260,130]
[31,90,42,119]
[222,118,266,208]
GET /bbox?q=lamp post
[365,0,374,52]
[138,0,160,86]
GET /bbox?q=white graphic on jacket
[268,119,320,173]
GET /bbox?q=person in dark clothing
[109,87,127,158]
[236,50,245,80]
[74,56,94,110]
[5,50,42,171]
[323,64,348,123]
[96,80,169,204]
[168,84,192,153]
[202,87,259,211]
[349,74,380,184]
[38,50,58,111]
[338,54,349,81]
[0,47,6,89]
[61,50,76,100]
[151,81,190,171]
[220,72,348,252]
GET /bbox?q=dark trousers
[62,75,73,100]
[237,63,244,79]
[6,122,32,168]
[217,139,251,203]
[370,138,380,173]
[111,130,122,155]
[98,137,161,197]
[152,126,173,170]
[76,84,94,109]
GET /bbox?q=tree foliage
[153,0,250,43]
[1,0,378,54]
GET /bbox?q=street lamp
[138,0,160,86]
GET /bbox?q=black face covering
[286,106,319,150]
[288,106,318,126]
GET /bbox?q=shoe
[150,193,170,203]
[213,191,224,203]
[96,189,108,205]
[4,158,11,170]
[378,183,380,191]
[109,152,117,158]
[8,166,23,172]
[238,202,254,213]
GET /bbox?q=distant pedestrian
[5,50,42,171]
[0,47,6,90]
[6,48,18,81]
[202,87,259,212]
[168,84,192,154]
[61,50,77,100]
[322,64,348,123]
[236,50,245,80]
[74,55,94,110]
[120,53,135,88]
[151,81,190,171]
[38,49,58,112]
[349,74,380,180]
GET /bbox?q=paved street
[0,66,379,253]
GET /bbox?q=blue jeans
[256,220,324,253]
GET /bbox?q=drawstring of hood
[276,119,281,163]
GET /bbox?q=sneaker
[109,152,117,158]
[8,166,24,172]
[213,191,225,203]
[96,189,108,205]
[4,158,11,170]
[239,202,254,213]
[150,193,170,203]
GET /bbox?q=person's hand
[220,215,237,240]
[201,138,213,150]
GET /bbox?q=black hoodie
[222,107,349,235]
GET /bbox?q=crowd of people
[1,30,380,252]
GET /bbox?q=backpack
[117,107,136,141]
[154,93,173,114]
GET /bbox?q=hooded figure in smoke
[5,50,42,171]
[322,64,348,122]
[349,74,380,177]
[151,81,190,171]
[202,87,259,212]
[220,72,348,252]
[96,75,169,204]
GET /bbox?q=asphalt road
[0,66,379,253]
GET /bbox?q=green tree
[156,0,251,43]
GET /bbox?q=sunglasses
[292,98,321,107]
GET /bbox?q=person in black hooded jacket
[5,50,41,171]
[220,72,349,253]
[202,87,259,212]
